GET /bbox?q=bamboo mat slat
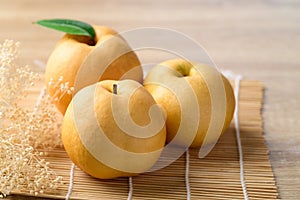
[11,80,279,199]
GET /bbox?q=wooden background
[1,0,299,199]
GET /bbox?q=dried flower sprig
[48,76,74,102]
[0,40,63,197]
[0,40,38,106]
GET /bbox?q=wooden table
[1,0,299,199]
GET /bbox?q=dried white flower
[0,40,63,197]
[48,76,74,102]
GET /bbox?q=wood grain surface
[1,0,299,199]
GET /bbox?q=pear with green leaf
[35,19,143,114]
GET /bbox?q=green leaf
[34,18,95,39]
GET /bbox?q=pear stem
[113,84,117,94]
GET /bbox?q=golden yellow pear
[62,80,166,179]
[144,59,235,148]
[45,25,143,114]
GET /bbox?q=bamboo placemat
[11,80,278,199]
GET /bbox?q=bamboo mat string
[65,163,75,200]
[34,59,47,71]
[33,60,77,200]
[222,70,249,200]
[33,60,76,200]
[233,75,249,200]
[127,177,133,200]
[33,60,47,113]
[33,86,46,114]
[185,149,191,200]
